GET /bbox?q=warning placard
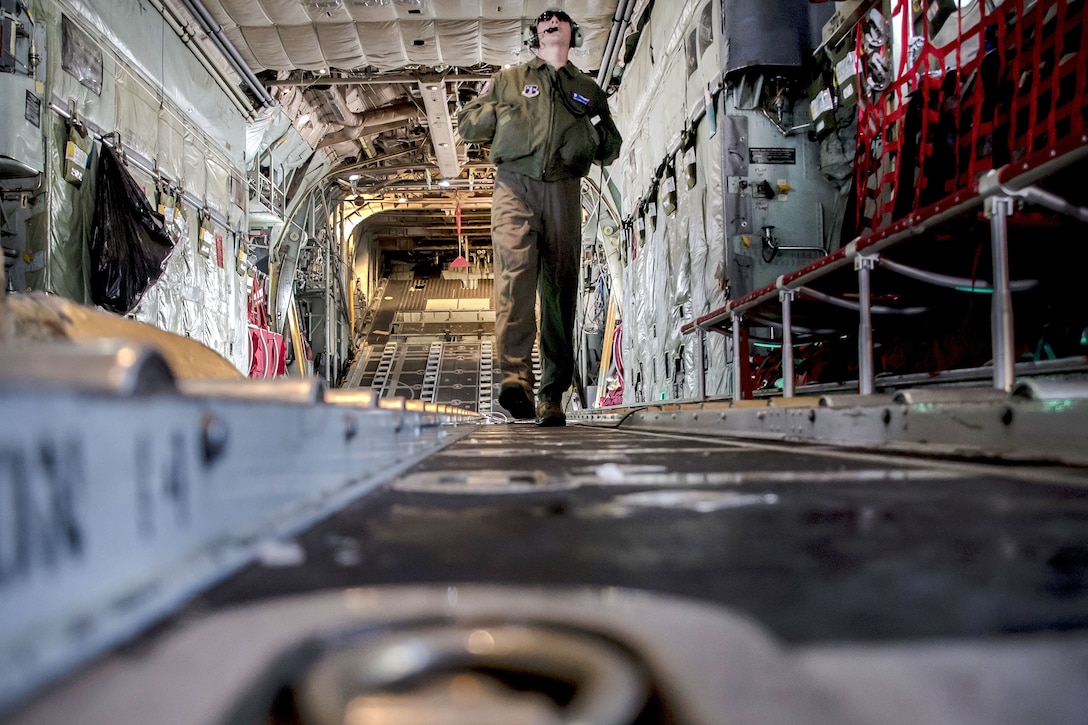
[749,147,796,165]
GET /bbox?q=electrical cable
[591,406,646,429]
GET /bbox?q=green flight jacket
[457,58,623,181]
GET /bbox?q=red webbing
[853,0,1087,238]
[1080,0,1088,140]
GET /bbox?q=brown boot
[498,383,534,420]
[536,400,566,427]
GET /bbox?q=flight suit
[458,57,622,404]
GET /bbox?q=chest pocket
[556,73,598,117]
[490,103,533,164]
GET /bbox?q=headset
[525,8,583,49]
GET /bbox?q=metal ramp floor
[193,423,1088,644]
[359,339,542,416]
[15,421,1088,725]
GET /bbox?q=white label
[810,88,834,119]
[684,148,696,165]
[65,142,88,167]
[836,51,859,83]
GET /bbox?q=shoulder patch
[522,84,540,97]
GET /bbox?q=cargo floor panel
[193,425,1088,644]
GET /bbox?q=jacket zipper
[541,65,557,180]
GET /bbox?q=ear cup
[570,23,583,48]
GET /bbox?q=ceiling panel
[206,0,622,72]
[186,0,627,261]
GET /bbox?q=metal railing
[683,141,1088,401]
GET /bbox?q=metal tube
[325,205,332,384]
[798,285,926,315]
[695,328,706,401]
[147,0,256,118]
[582,334,590,407]
[856,255,875,395]
[269,73,492,87]
[989,196,1016,391]
[877,256,1036,292]
[596,0,636,87]
[780,291,795,398]
[336,199,344,383]
[594,3,622,87]
[731,313,742,402]
[177,0,275,107]
[1004,185,1088,223]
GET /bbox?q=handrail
[681,187,987,335]
[876,257,1037,294]
[796,287,927,315]
[683,135,1087,339]
[680,140,1087,401]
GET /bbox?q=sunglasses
[536,10,573,25]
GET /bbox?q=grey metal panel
[722,115,750,177]
[0,73,44,178]
[725,191,752,238]
[0,341,176,396]
[0,342,477,712]
[587,397,1088,467]
[728,251,756,299]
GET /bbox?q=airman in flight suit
[458,8,622,426]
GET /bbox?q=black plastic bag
[89,145,174,313]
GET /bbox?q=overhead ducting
[316,100,420,150]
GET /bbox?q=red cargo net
[854,0,1088,234]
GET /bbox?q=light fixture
[438,142,448,147]
[437,178,451,188]
[427,84,440,91]
[397,195,408,203]
[297,113,311,126]
[348,173,360,181]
